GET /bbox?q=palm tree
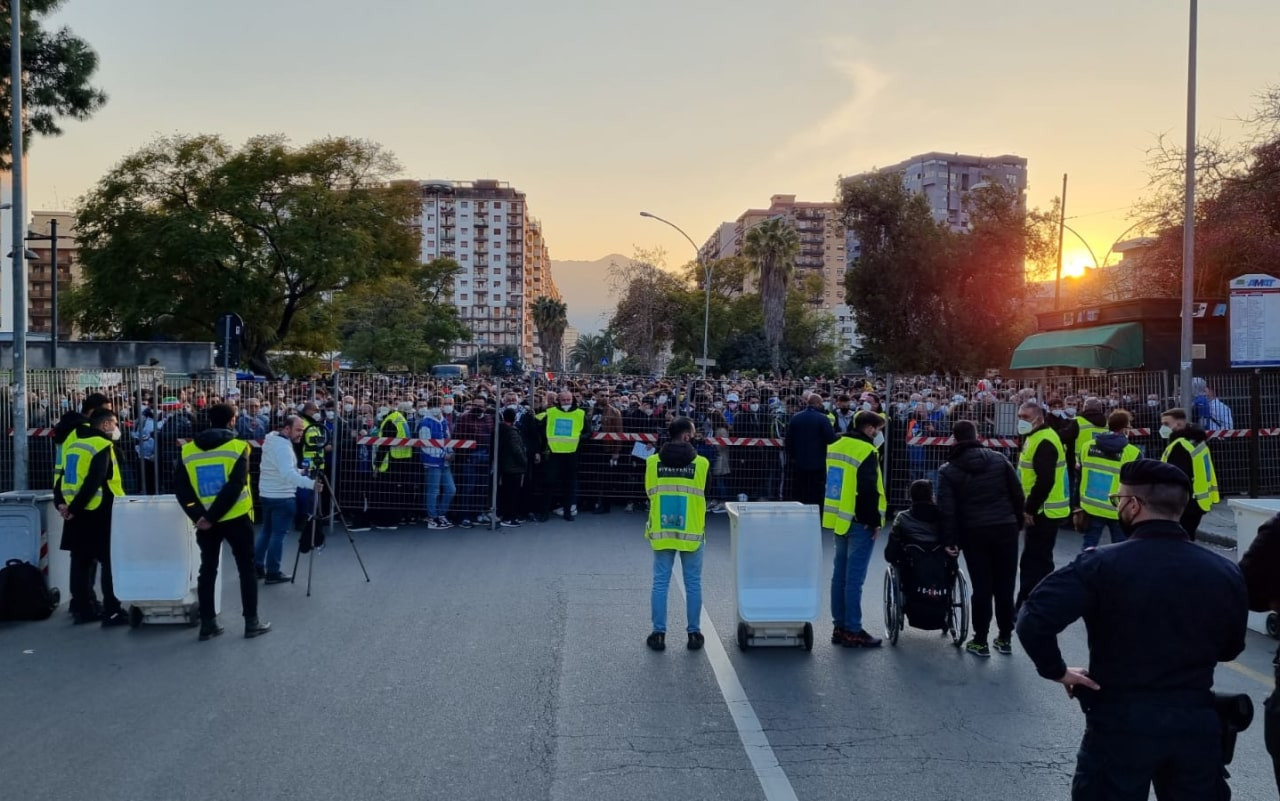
[531,296,568,372]
[743,217,800,375]
[569,331,614,372]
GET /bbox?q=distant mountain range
[549,254,627,335]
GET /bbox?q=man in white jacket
[254,415,317,584]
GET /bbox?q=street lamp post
[26,218,59,368]
[1179,0,1198,412]
[9,0,28,489]
[639,211,711,377]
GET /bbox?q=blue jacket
[784,408,838,471]
[418,416,451,468]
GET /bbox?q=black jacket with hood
[173,427,251,525]
[937,440,1025,547]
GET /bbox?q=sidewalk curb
[1197,529,1237,549]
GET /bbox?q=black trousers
[961,526,1019,642]
[1180,504,1204,542]
[497,472,523,521]
[373,458,416,526]
[1267,664,1280,796]
[65,505,119,616]
[792,468,825,507]
[196,516,258,622]
[542,452,579,516]
[1072,699,1228,800]
[1017,513,1061,608]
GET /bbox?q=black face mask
[1117,497,1139,536]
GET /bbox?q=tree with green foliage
[743,218,800,375]
[531,295,568,371]
[68,134,419,377]
[338,258,469,372]
[568,331,613,372]
[0,0,107,166]
[607,251,683,373]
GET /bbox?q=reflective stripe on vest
[542,407,585,454]
[1161,438,1220,511]
[1019,428,1070,519]
[1079,443,1141,520]
[302,423,326,468]
[644,453,709,552]
[1075,420,1103,465]
[55,428,80,484]
[181,439,254,522]
[60,436,124,510]
[821,437,885,534]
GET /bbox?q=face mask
[1117,497,1139,536]
[1064,407,1077,417]
[441,404,454,415]
[427,407,442,420]
[657,395,668,404]
[1158,424,1172,440]
[505,404,518,412]
[311,412,323,422]
[749,403,760,412]
[861,402,872,412]
[713,401,724,410]
[642,408,653,416]
[822,402,831,411]
[326,411,335,420]
[560,403,572,411]
[586,399,595,407]
[343,403,354,413]
[378,405,390,417]
[924,402,935,412]
[262,404,272,413]
[399,403,414,413]
[1148,400,1159,408]
[108,428,121,441]
[872,432,886,449]
[1016,419,1035,435]
[59,398,70,409]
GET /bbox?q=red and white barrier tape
[906,436,1021,448]
[354,437,478,449]
[703,437,784,447]
[591,432,658,442]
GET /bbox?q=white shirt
[259,430,316,498]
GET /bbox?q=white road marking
[675,570,800,801]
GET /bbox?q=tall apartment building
[700,195,858,359]
[413,179,561,367]
[27,211,80,338]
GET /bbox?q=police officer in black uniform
[1240,510,1280,793]
[1016,459,1248,800]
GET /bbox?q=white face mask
[427,407,442,420]
[108,428,121,442]
[713,401,724,409]
[657,395,668,404]
[1148,400,1160,408]
[749,403,760,412]
[861,402,872,412]
[1064,407,1077,416]
[1016,419,1035,435]
[1159,424,1173,440]
[872,431,885,449]
[311,412,323,422]
[377,405,390,417]
[326,411,335,420]
[822,401,832,411]
[441,404,454,415]
[262,404,271,413]
[343,403,354,413]
[560,403,572,411]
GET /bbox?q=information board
[1229,274,1280,368]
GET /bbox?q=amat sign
[1229,274,1280,368]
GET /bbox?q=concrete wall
[0,340,215,372]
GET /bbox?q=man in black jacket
[784,393,837,506]
[1159,408,1213,541]
[938,420,1025,657]
[1017,459,1246,800]
[1239,511,1280,793]
[54,408,128,627]
[52,392,111,488]
[174,404,271,641]
[1016,401,1070,609]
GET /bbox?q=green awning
[1010,323,1144,370]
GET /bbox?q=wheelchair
[883,551,970,648]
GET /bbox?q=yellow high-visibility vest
[181,438,254,522]
[822,436,885,535]
[376,411,413,472]
[644,453,709,552]
[540,407,585,454]
[1079,440,1142,520]
[1074,419,1104,466]
[1020,427,1070,519]
[301,422,327,470]
[1161,438,1220,512]
[60,434,124,511]
[54,428,81,485]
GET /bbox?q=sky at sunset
[30,0,1280,280]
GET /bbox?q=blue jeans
[425,466,456,518]
[254,497,295,575]
[831,522,876,631]
[651,546,703,633]
[1082,514,1127,550]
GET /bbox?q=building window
[494,228,502,236]
[494,294,501,301]
[461,201,469,208]
[460,294,468,301]
[461,255,469,261]
[427,227,435,234]
[427,214,434,221]
[462,241,469,248]
[462,228,469,235]
[493,201,503,208]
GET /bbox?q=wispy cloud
[774,40,889,162]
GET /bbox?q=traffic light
[214,312,244,368]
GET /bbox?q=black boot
[199,620,225,641]
[244,617,272,639]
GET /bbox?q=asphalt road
[1,510,1276,801]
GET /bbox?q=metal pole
[48,217,57,368]
[1178,0,1198,412]
[328,367,339,528]
[701,258,710,378]
[1053,173,1068,310]
[10,0,28,490]
[489,376,500,530]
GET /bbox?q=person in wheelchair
[885,480,958,633]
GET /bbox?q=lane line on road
[675,571,800,801]
[1225,660,1275,690]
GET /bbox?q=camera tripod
[291,470,372,597]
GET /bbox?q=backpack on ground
[0,559,59,621]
